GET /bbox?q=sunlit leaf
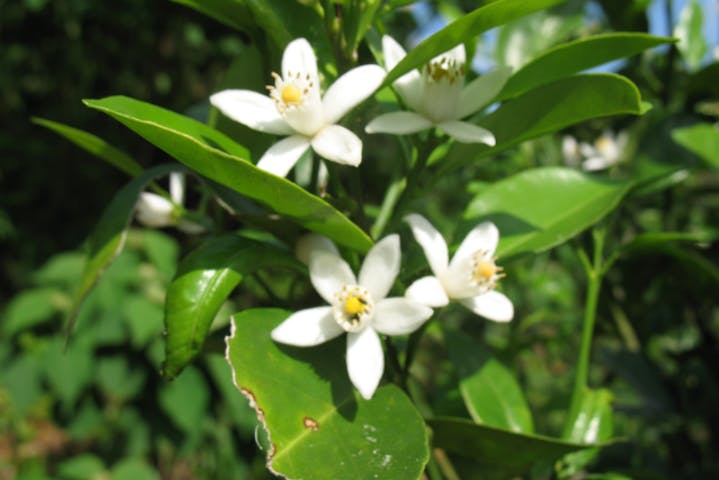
[444,329,534,433]
[464,167,633,258]
[84,96,372,252]
[499,33,675,100]
[560,388,614,476]
[672,123,719,168]
[162,235,302,379]
[226,308,430,479]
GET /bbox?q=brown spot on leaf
[303,416,319,431]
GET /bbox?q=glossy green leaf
[440,74,645,171]
[383,0,567,85]
[171,0,255,32]
[226,309,430,479]
[429,417,607,477]
[65,164,178,339]
[560,388,614,475]
[500,33,675,100]
[672,123,719,168]
[162,235,302,379]
[33,117,143,177]
[84,96,372,252]
[674,0,707,71]
[464,167,632,258]
[444,329,534,433]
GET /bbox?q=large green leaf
[444,329,534,433]
[226,309,430,479]
[499,33,675,100]
[162,235,302,379]
[439,74,646,171]
[33,117,142,176]
[429,417,607,478]
[672,123,719,168]
[84,96,372,252]
[383,0,567,85]
[464,167,632,258]
[559,388,614,476]
[65,164,178,338]
[674,0,707,71]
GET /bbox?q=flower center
[333,285,374,333]
[267,70,314,113]
[424,56,465,85]
[469,250,504,292]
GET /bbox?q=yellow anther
[344,296,366,316]
[281,84,302,105]
[475,261,496,281]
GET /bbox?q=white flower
[403,214,513,322]
[210,38,385,178]
[271,235,433,399]
[135,173,205,234]
[562,131,628,172]
[365,35,512,145]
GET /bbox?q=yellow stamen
[344,296,366,316]
[281,84,302,105]
[475,261,496,281]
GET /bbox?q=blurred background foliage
[1,0,718,478]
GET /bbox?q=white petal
[449,221,499,271]
[177,218,206,235]
[365,111,433,135]
[271,307,344,346]
[282,38,319,87]
[435,43,466,66]
[405,276,449,308]
[210,90,293,135]
[437,120,496,146]
[456,66,512,119]
[309,251,357,305]
[310,125,362,167]
[295,233,339,265]
[346,328,384,400]
[372,298,433,335]
[459,291,514,322]
[582,156,611,171]
[169,172,185,205]
[322,65,386,125]
[381,35,423,110]
[579,142,597,158]
[359,234,400,301]
[382,35,407,72]
[403,213,449,277]
[136,193,174,227]
[256,135,311,178]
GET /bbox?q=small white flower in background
[210,38,386,178]
[365,35,512,145]
[403,214,513,322]
[135,172,205,234]
[271,234,433,400]
[562,131,628,172]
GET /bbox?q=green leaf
[464,167,632,258]
[158,365,209,435]
[57,454,106,480]
[33,117,143,177]
[444,329,534,433]
[672,123,719,168]
[560,388,614,475]
[499,33,675,100]
[226,308,430,479]
[3,288,62,336]
[440,74,645,171]
[110,459,158,480]
[65,164,178,339]
[44,339,94,408]
[84,96,372,252]
[674,0,707,71]
[383,0,567,85]
[162,234,302,379]
[170,0,255,32]
[96,356,147,402]
[428,417,607,478]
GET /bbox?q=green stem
[371,177,406,239]
[564,227,605,436]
